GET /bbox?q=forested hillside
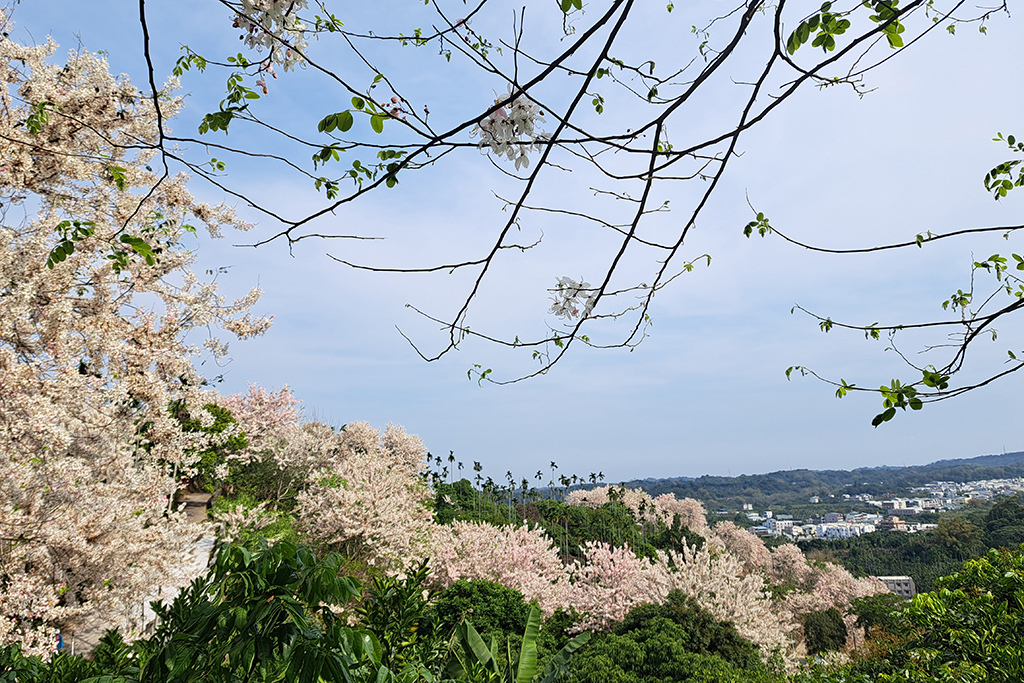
[623,452,1024,510]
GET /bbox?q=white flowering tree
[0,21,270,654]
[98,0,1020,422]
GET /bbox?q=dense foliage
[433,484,703,563]
[799,545,1024,683]
[563,591,783,683]
[802,609,847,656]
[424,580,532,648]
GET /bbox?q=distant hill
[617,451,1024,512]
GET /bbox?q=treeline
[621,451,1024,510]
[432,479,704,563]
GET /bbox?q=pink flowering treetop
[0,21,270,655]
[295,422,435,569]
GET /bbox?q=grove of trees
[2,1,1022,681]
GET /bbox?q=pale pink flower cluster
[663,542,792,656]
[295,423,435,568]
[569,542,671,630]
[651,493,713,536]
[566,485,659,520]
[0,574,63,658]
[548,277,598,321]
[471,89,549,170]
[231,0,309,71]
[215,383,301,465]
[0,26,270,652]
[426,521,573,615]
[769,542,817,587]
[213,501,275,544]
[566,485,711,535]
[710,521,773,574]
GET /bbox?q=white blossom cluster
[0,24,271,654]
[548,276,597,320]
[471,89,549,170]
[232,0,309,71]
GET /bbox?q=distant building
[878,516,908,532]
[809,496,820,504]
[742,503,753,511]
[877,575,917,598]
[765,518,794,536]
[822,512,843,524]
[816,523,875,540]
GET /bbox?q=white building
[816,522,876,540]
[877,575,917,598]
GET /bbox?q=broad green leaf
[514,605,541,683]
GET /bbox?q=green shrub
[803,608,848,655]
[425,579,532,646]
[564,591,782,683]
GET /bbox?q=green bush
[564,591,782,683]
[425,579,532,646]
[803,608,848,655]
[848,593,905,636]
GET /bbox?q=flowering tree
[295,422,436,568]
[109,0,1020,419]
[660,542,793,659]
[0,21,270,654]
[709,521,773,574]
[568,541,671,630]
[426,521,573,615]
[214,384,301,463]
[567,485,712,538]
[770,542,885,651]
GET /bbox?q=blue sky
[17,1,1024,482]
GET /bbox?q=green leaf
[459,621,494,668]
[352,96,365,110]
[338,110,354,132]
[514,606,541,683]
[370,115,384,134]
[872,406,896,427]
[108,166,128,191]
[318,114,336,133]
[538,631,591,683]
